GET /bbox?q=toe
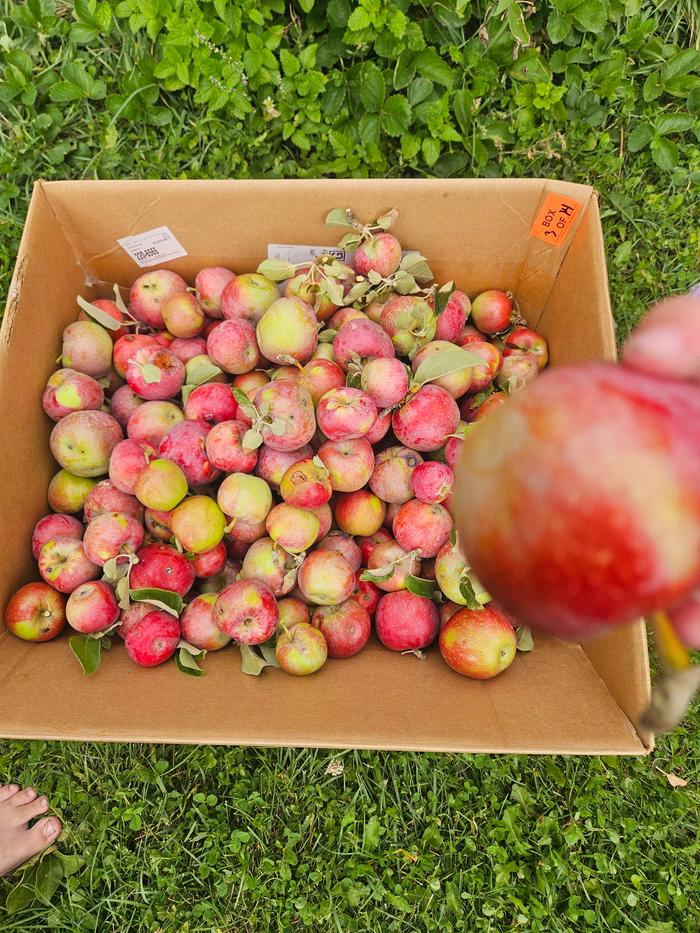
[11,787,37,806]
[0,785,20,803]
[0,817,62,877]
[15,795,49,824]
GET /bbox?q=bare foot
[0,784,62,877]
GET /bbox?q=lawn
[1,1,699,929]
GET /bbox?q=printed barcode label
[117,226,188,268]
[530,194,582,246]
[268,243,350,264]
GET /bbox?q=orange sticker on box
[530,193,582,246]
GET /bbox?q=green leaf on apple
[129,588,183,617]
[393,270,418,294]
[256,259,296,281]
[76,294,122,331]
[258,636,280,667]
[242,428,264,450]
[435,281,456,317]
[69,634,103,675]
[269,419,287,436]
[406,575,438,598]
[516,625,534,652]
[323,279,345,306]
[325,207,354,228]
[112,283,133,320]
[318,327,338,343]
[231,387,257,416]
[115,576,131,610]
[374,208,399,230]
[399,251,434,284]
[175,640,207,676]
[338,232,362,250]
[459,574,485,611]
[239,643,277,676]
[188,360,222,387]
[181,384,195,405]
[360,565,396,584]
[139,363,163,384]
[413,347,484,387]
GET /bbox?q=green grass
[1,1,699,929]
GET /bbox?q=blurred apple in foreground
[454,295,700,642]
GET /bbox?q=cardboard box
[0,179,652,753]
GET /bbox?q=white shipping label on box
[118,226,188,268]
[268,243,352,264]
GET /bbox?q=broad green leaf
[414,47,455,88]
[570,0,607,33]
[130,588,183,616]
[661,49,700,82]
[393,270,418,294]
[547,10,572,43]
[360,565,396,584]
[232,386,257,412]
[112,284,133,319]
[115,576,131,610]
[181,384,195,405]
[257,258,296,280]
[259,637,280,667]
[510,50,551,84]
[516,625,534,652]
[507,1,531,45]
[243,428,264,449]
[323,279,345,306]
[53,852,85,877]
[414,348,484,386]
[408,77,433,107]
[400,251,434,283]
[69,634,102,675]
[650,135,678,170]
[360,63,385,112]
[76,294,121,331]
[240,643,277,676]
[382,95,412,136]
[34,854,63,905]
[175,644,206,676]
[139,363,162,384]
[422,137,441,167]
[393,51,416,89]
[435,281,456,317]
[405,575,437,598]
[325,207,354,228]
[359,112,381,147]
[655,113,695,136]
[269,419,286,436]
[5,878,36,914]
[458,575,485,611]
[453,88,472,136]
[374,208,399,229]
[318,327,338,343]
[339,232,362,249]
[626,123,654,152]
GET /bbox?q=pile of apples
[5,207,549,680]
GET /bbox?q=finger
[622,294,700,381]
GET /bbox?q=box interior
[0,179,651,753]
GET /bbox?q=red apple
[4,582,66,641]
[439,607,517,679]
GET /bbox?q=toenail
[7,784,19,793]
[24,788,36,800]
[37,796,47,807]
[44,819,59,838]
